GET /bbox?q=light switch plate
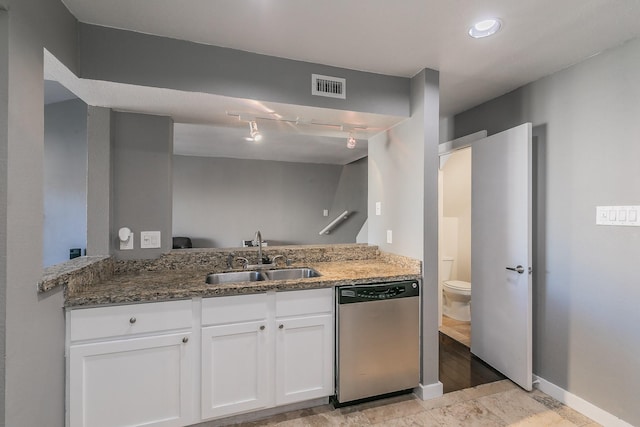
[140,231,161,248]
[386,229,393,244]
[376,202,382,216]
[596,205,640,226]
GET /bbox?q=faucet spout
[254,230,263,265]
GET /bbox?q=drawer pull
[129,317,137,324]
[259,325,265,331]
[182,337,189,343]
[279,324,284,329]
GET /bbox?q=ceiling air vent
[312,74,346,99]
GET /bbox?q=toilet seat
[444,280,471,292]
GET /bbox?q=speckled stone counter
[60,244,422,308]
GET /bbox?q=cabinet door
[275,314,333,405]
[69,332,193,427]
[201,320,270,420]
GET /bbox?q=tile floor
[440,315,471,348]
[224,380,600,426]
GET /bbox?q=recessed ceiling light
[468,18,502,39]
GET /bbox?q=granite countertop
[65,259,422,308]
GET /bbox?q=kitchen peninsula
[49,244,421,427]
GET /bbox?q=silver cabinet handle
[129,317,137,324]
[279,324,284,329]
[506,265,525,274]
[182,337,189,343]
[259,325,265,331]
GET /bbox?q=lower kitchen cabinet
[201,320,270,420]
[275,313,333,405]
[68,332,193,427]
[67,300,194,427]
[67,289,334,426]
[201,288,334,421]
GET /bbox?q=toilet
[441,257,472,322]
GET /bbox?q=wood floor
[439,332,506,394]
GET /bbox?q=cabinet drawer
[276,288,333,318]
[202,293,269,326]
[69,300,193,342]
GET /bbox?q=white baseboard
[413,382,443,401]
[534,375,633,427]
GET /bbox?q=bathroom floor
[440,315,471,347]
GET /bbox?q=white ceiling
[56,0,640,163]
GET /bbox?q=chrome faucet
[271,254,285,267]
[253,230,264,265]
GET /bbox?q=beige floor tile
[368,410,441,427]
[477,388,548,424]
[530,390,598,426]
[428,399,507,426]
[508,410,579,427]
[417,389,470,410]
[360,399,426,424]
[318,410,372,426]
[462,379,518,399]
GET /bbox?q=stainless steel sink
[263,268,321,280]
[205,271,265,284]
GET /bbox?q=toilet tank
[441,257,454,282]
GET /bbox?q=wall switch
[376,202,382,216]
[596,205,640,226]
[386,229,393,244]
[323,209,329,217]
[140,231,161,248]
[120,234,134,250]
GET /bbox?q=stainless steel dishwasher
[335,280,420,404]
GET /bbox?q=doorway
[437,123,534,392]
[438,146,472,347]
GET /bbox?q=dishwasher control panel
[338,281,419,304]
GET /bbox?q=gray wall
[173,156,367,248]
[43,98,87,267]
[1,0,78,425]
[454,37,640,426]
[78,24,410,118]
[112,112,174,259]
[368,69,440,389]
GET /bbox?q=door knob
[506,265,525,274]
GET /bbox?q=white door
[471,122,533,391]
[201,320,270,420]
[69,332,193,427]
[275,314,333,405]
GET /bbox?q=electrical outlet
[120,234,134,250]
[323,209,329,217]
[140,231,161,249]
[386,229,392,244]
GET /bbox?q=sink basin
[205,271,265,284]
[263,268,321,280]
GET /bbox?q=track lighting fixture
[248,120,262,142]
[347,134,357,149]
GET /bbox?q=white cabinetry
[67,300,194,427]
[275,289,334,405]
[201,288,333,421]
[67,288,334,427]
[201,293,271,420]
